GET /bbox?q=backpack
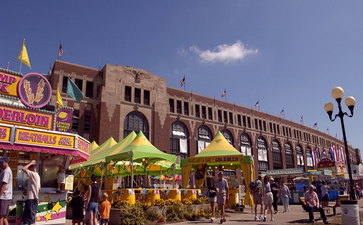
[249,179,257,191]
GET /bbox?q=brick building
[50,60,361,176]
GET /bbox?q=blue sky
[1,1,363,155]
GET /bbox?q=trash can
[16,200,26,225]
[341,200,360,225]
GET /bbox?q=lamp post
[324,86,356,200]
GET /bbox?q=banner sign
[76,137,90,155]
[0,125,12,142]
[187,155,244,164]
[318,158,335,168]
[0,105,53,130]
[0,72,22,97]
[54,108,73,132]
[17,73,52,109]
[15,128,75,149]
[267,168,304,175]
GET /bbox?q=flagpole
[184,75,185,91]
[19,60,22,73]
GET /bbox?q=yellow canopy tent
[181,131,255,207]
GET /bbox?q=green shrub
[119,204,146,225]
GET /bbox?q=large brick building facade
[50,60,361,176]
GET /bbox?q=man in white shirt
[215,171,229,224]
[0,155,12,225]
[22,160,41,225]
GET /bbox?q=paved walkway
[66,199,363,225]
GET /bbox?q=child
[69,189,84,225]
[99,193,111,225]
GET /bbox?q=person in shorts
[99,193,111,225]
[22,160,41,225]
[86,174,99,225]
[215,171,229,224]
[252,175,263,221]
[0,156,13,225]
[207,177,217,222]
[262,175,274,222]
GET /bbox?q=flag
[59,43,63,58]
[315,148,320,163]
[221,90,226,97]
[48,68,52,75]
[300,116,303,123]
[255,100,259,108]
[18,39,31,68]
[6,62,9,70]
[333,145,338,161]
[313,123,317,128]
[326,128,329,133]
[56,85,63,108]
[180,77,185,86]
[322,150,327,158]
[311,150,316,166]
[330,146,335,161]
[280,109,284,115]
[340,146,345,163]
[67,78,83,102]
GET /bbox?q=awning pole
[172,163,176,189]
[130,151,134,189]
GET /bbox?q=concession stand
[181,131,255,208]
[0,68,90,225]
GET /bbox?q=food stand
[181,131,255,208]
[0,69,90,224]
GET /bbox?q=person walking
[279,181,291,213]
[68,189,84,225]
[86,174,99,225]
[355,183,360,200]
[207,177,217,222]
[321,181,329,208]
[316,180,323,202]
[22,160,41,225]
[251,175,263,221]
[99,193,111,225]
[0,156,13,225]
[215,171,229,224]
[270,178,279,214]
[262,175,274,222]
[304,185,329,224]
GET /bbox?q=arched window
[306,147,313,169]
[221,129,234,146]
[285,142,294,168]
[196,126,212,154]
[257,137,268,171]
[240,133,252,156]
[170,121,189,159]
[272,140,282,169]
[123,111,149,139]
[296,145,304,168]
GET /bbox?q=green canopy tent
[106,131,177,188]
[181,131,255,207]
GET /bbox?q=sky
[1,1,363,155]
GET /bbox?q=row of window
[62,77,94,98]
[169,99,336,149]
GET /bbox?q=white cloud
[189,40,258,64]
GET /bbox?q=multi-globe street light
[324,86,356,200]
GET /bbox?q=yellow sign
[76,137,90,155]
[0,105,53,130]
[188,155,244,165]
[65,175,74,191]
[0,72,21,97]
[15,128,75,149]
[0,125,11,142]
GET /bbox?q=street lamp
[324,86,356,200]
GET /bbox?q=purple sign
[54,108,73,132]
[17,73,52,109]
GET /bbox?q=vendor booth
[181,131,255,208]
[0,69,90,224]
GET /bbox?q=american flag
[313,123,317,128]
[221,90,226,97]
[255,100,259,108]
[300,116,303,123]
[326,128,329,133]
[180,77,185,86]
[59,44,63,58]
[280,109,284,115]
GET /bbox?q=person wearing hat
[270,177,279,214]
[0,155,13,225]
[22,160,41,225]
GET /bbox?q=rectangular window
[202,106,206,119]
[134,88,141,103]
[62,76,68,93]
[223,111,228,123]
[72,110,79,133]
[247,117,251,128]
[259,120,262,130]
[144,90,150,105]
[229,112,233,124]
[169,99,174,113]
[177,100,182,114]
[242,116,246,127]
[237,115,241,126]
[184,102,189,115]
[277,125,280,134]
[208,107,213,120]
[218,110,222,122]
[294,129,296,138]
[255,119,258,130]
[125,86,131,102]
[263,121,266,131]
[289,128,292,137]
[84,111,91,134]
[75,79,83,91]
[85,81,93,98]
[282,126,286,136]
[195,105,200,118]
